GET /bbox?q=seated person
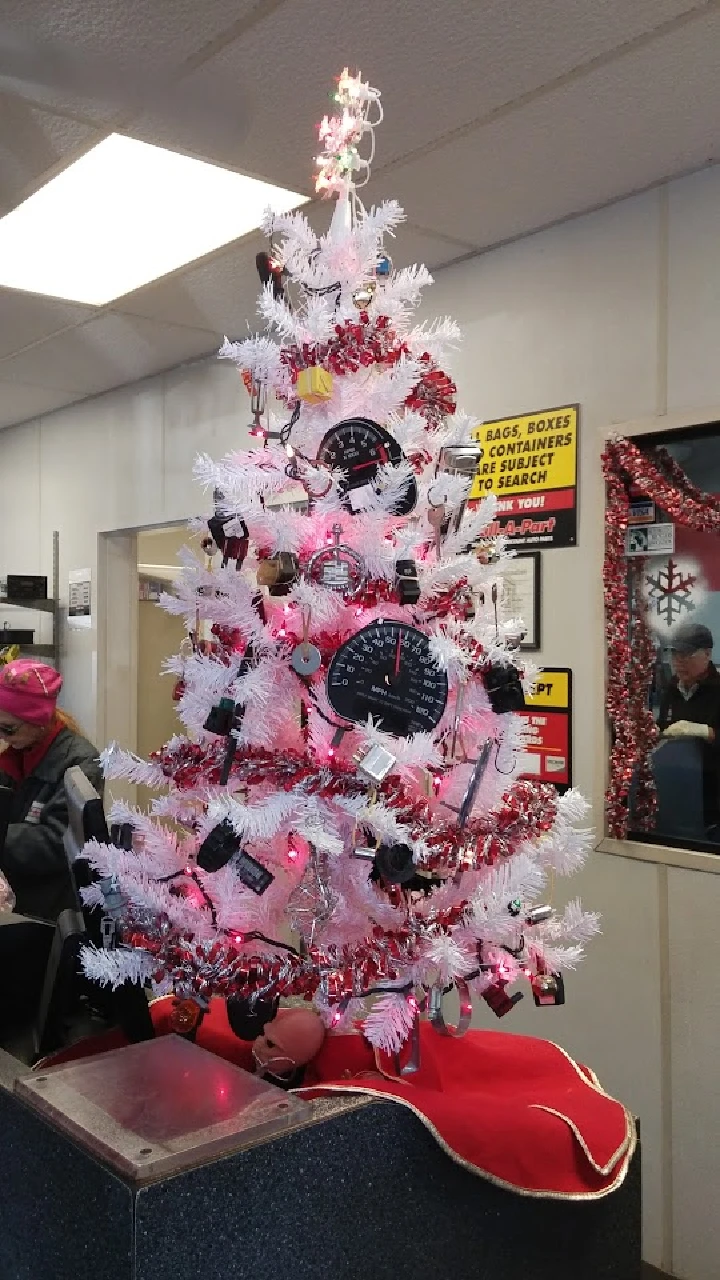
[0,659,102,1025]
[657,622,720,837]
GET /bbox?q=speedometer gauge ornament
[317,417,417,515]
[327,620,448,737]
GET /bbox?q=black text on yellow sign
[469,405,578,500]
[525,669,570,711]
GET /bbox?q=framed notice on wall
[68,568,91,629]
[497,552,541,651]
[469,404,579,549]
[516,668,572,792]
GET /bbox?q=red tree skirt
[40,997,635,1201]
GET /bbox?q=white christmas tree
[81,70,597,1052]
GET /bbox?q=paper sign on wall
[628,498,656,525]
[68,568,92,629]
[516,668,572,792]
[624,523,674,557]
[469,404,579,549]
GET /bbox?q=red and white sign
[516,668,572,792]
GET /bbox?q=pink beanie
[0,659,63,725]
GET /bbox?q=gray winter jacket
[0,727,103,922]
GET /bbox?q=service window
[624,423,720,855]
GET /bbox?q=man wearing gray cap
[658,621,720,832]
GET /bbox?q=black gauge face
[327,621,448,738]
[317,417,417,516]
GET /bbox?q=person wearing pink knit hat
[0,660,102,1027]
[0,658,64,738]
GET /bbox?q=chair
[651,737,706,842]
[32,768,154,1058]
[0,785,55,1059]
[0,784,13,860]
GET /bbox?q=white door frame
[96,518,190,807]
[96,528,139,806]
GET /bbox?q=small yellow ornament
[296,366,334,403]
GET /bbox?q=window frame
[598,405,720,875]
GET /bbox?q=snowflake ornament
[645,557,700,628]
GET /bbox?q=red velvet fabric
[40,997,634,1200]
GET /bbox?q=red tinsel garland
[602,434,720,837]
[278,312,456,424]
[119,776,560,1006]
[651,446,720,516]
[152,738,557,871]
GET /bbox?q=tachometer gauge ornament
[317,417,417,515]
[327,620,448,738]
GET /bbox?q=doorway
[97,520,199,810]
[135,526,193,809]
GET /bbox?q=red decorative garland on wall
[602,435,720,838]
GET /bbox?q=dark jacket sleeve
[1,744,104,882]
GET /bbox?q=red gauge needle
[394,630,403,677]
[351,447,387,472]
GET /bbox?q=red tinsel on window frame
[602,435,720,838]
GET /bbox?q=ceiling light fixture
[0,133,308,306]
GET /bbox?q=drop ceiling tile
[0,97,101,213]
[0,288,95,358]
[367,8,720,249]
[0,380,78,428]
[112,239,263,335]
[0,1,264,126]
[0,313,218,395]
[384,224,475,271]
[3,0,261,64]
[129,0,708,182]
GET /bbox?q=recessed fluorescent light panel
[0,133,308,305]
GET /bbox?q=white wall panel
[0,421,45,650]
[101,379,164,532]
[667,166,720,414]
[426,191,661,804]
[0,420,41,566]
[668,868,720,1280]
[161,360,251,522]
[432,190,663,1260]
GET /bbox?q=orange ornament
[169,998,203,1034]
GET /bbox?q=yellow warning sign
[469,405,578,501]
[525,670,570,711]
